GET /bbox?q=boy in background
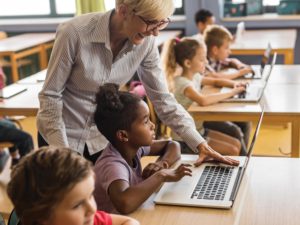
[203,24,252,150]
[204,24,252,80]
[193,9,215,41]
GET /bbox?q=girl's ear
[183,59,191,69]
[116,130,129,142]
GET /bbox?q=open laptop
[0,84,27,99]
[220,52,277,103]
[154,109,264,209]
[235,21,245,43]
[244,43,272,79]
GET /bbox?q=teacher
[37,0,238,166]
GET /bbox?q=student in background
[37,0,239,167]
[161,37,247,155]
[192,9,215,41]
[0,119,34,167]
[204,24,253,80]
[0,66,33,168]
[7,147,139,225]
[93,83,192,214]
[204,25,253,147]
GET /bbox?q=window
[231,0,280,14]
[0,0,51,16]
[232,0,279,5]
[0,0,76,18]
[0,0,184,18]
[104,0,184,15]
[55,0,76,15]
[263,0,279,6]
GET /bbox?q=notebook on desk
[220,52,277,103]
[154,109,264,209]
[0,84,27,99]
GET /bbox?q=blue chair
[7,209,19,225]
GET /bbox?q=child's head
[194,9,215,34]
[7,147,96,225]
[161,38,207,89]
[204,24,233,61]
[94,83,155,147]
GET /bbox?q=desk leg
[39,45,47,70]
[291,120,300,158]
[284,50,294,65]
[10,53,19,82]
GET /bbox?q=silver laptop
[0,84,27,99]
[154,109,264,209]
[235,21,245,43]
[244,43,272,79]
[220,52,277,103]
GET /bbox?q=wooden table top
[0,33,55,52]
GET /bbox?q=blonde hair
[204,25,233,55]
[116,0,174,20]
[161,38,206,92]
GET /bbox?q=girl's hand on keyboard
[234,81,248,88]
[160,164,192,182]
[142,161,169,179]
[232,86,246,95]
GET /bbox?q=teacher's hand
[194,142,240,167]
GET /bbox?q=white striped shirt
[37,10,205,155]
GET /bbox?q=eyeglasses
[133,10,170,32]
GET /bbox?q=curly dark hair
[7,147,92,225]
[94,83,141,145]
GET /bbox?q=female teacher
[37,0,238,166]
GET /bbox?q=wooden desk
[267,65,300,84]
[17,69,46,84]
[131,156,300,225]
[0,33,55,82]
[189,83,300,157]
[231,29,297,64]
[0,83,42,116]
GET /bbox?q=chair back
[7,209,19,225]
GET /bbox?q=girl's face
[43,173,96,225]
[127,100,156,147]
[189,47,207,74]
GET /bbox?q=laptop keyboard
[238,86,261,99]
[191,166,234,201]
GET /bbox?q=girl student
[93,83,192,214]
[161,37,248,155]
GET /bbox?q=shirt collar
[90,9,135,52]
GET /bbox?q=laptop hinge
[229,167,243,201]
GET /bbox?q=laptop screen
[229,108,264,202]
[260,43,272,73]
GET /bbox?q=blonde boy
[204,24,252,80]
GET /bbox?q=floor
[0,119,292,219]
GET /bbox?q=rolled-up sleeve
[137,38,205,153]
[37,23,77,147]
